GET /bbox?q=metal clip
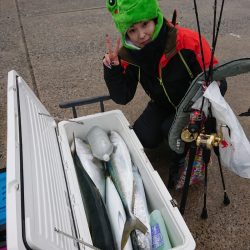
[38,113,84,125]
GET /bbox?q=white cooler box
[7,70,196,250]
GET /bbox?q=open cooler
[7,70,196,250]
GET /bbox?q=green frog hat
[106,0,164,49]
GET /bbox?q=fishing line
[193,0,209,125]
[196,0,225,118]
[193,0,207,81]
[207,0,225,83]
[208,0,217,82]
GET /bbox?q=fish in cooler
[132,164,151,250]
[72,139,116,250]
[74,137,106,200]
[108,131,148,249]
[106,176,133,250]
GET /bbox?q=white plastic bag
[203,81,250,178]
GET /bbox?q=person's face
[126,20,155,48]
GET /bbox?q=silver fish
[72,145,116,250]
[74,137,105,200]
[106,176,133,250]
[132,164,151,250]
[108,131,148,249]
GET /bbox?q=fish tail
[121,215,148,249]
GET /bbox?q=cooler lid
[7,70,79,250]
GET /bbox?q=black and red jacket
[104,20,217,114]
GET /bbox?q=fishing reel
[181,109,204,143]
[181,126,223,149]
[181,109,223,149]
[181,129,198,143]
[196,133,222,149]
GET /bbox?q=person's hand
[103,34,121,68]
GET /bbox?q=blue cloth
[0,172,6,226]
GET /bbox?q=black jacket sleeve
[103,63,139,105]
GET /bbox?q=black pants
[133,101,175,149]
[133,101,184,188]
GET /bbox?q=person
[103,0,227,187]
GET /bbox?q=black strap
[239,108,250,116]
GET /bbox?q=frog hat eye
[108,0,116,7]
[106,0,117,12]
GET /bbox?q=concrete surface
[1,0,250,249]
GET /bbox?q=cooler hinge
[170,198,178,207]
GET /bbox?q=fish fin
[121,215,148,249]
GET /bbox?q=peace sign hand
[103,34,121,69]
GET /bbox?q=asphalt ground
[1,0,250,249]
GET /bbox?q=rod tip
[201,208,208,219]
[223,193,230,206]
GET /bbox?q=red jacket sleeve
[176,26,218,70]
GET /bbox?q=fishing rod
[180,0,230,218]
[198,0,230,219]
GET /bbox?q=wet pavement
[1,0,250,249]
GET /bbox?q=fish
[71,138,116,250]
[108,130,148,249]
[74,137,105,200]
[106,176,133,250]
[132,164,151,250]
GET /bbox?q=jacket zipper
[126,61,141,82]
[124,60,175,105]
[158,66,177,110]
